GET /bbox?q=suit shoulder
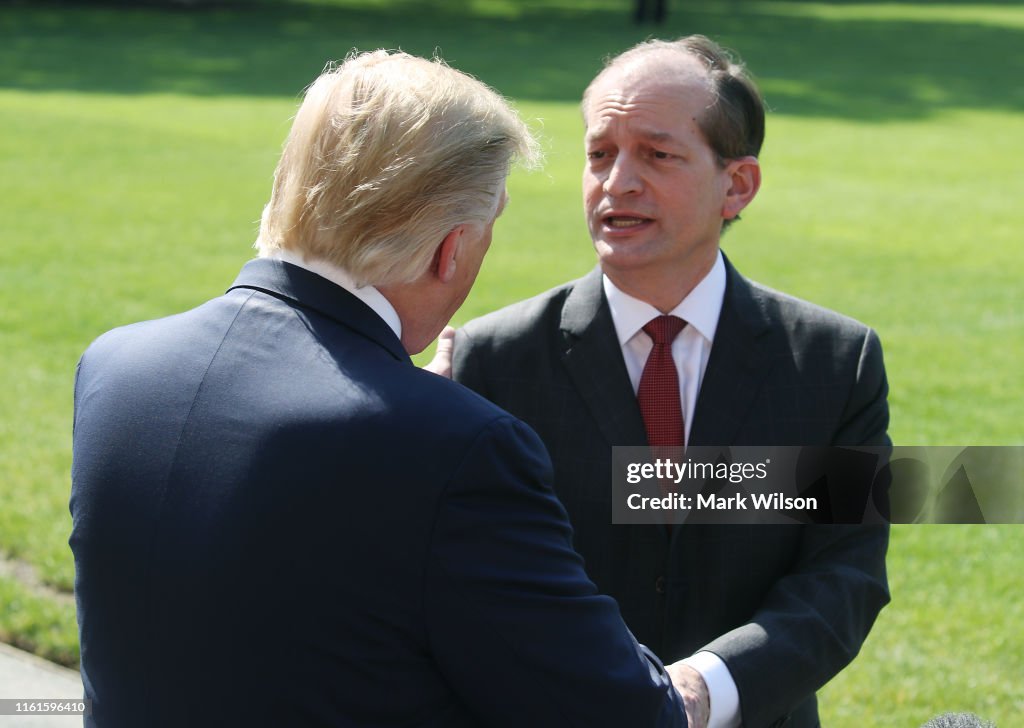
[460,277,580,344]
[746,278,877,340]
[738,276,887,396]
[80,310,192,365]
[79,296,234,369]
[404,364,530,426]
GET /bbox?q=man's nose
[604,154,642,197]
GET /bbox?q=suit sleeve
[834,328,891,446]
[423,415,686,728]
[704,327,891,727]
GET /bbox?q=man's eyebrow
[584,128,684,146]
[639,129,682,145]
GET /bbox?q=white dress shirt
[603,251,741,728]
[268,250,403,342]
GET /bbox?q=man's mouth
[604,215,651,229]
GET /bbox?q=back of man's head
[256,50,538,286]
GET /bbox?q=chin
[595,242,656,271]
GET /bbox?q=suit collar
[269,249,402,342]
[719,253,773,337]
[601,252,727,347]
[560,268,648,446]
[560,267,606,339]
[689,254,776,445]
[227,258,410,364]
[558,256,778,447]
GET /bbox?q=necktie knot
[642,315,686,345]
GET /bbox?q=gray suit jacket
[453,258,891,728]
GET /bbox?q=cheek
[582,176,601,210]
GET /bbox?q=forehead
[584,54,713,138]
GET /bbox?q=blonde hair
[256,50,539,285]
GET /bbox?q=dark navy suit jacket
[71,259,686,727]
[452,259,891,728]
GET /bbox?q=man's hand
[423,326,456,378]
[666,662,710,728]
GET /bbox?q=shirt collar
[603,251,726,346]
[267,249,403,341]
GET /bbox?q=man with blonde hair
[71,51,689,727]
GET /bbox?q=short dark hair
[585,34,765,163]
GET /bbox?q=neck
[379,279,452,356]
[602,249,718,313]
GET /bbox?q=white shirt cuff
[680,651,741,728]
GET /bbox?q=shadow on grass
[1,0,1023,120]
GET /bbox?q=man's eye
[587,150,606,160]
[652,150,671,159]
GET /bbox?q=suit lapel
[561,271,669,549]
[560,269,648,447]
[689,256,775,446]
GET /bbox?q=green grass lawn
[1,0,1021,724]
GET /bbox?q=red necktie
[637,315,687,448]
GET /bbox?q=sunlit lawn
[1,0,1021,724]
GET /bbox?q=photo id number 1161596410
[0,699,91,715]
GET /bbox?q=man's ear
[722,156,761,221]
[433,225,466,284]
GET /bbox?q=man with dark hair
[447,36,891,728]
[71,50,690,727]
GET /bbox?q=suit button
[655,576,666,594]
